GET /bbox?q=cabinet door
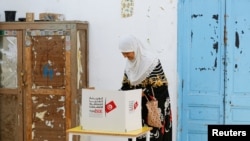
[0,30,23,141]
[24,30,70,141]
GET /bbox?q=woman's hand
[142,88,147,97]
[142,92,145,97]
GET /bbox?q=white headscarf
[119,34,159,85]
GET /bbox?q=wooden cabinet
[0,21,89,141]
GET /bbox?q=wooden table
[66,126,152,141]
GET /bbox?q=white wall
[0,0,177,141]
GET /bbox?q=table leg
[68,133,73,141]
[131,137,136,141]
[146,131,150,141]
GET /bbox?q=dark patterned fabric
[121,60,172,141]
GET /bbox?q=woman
[119,34,172,141]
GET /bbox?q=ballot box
[81,89,142,132]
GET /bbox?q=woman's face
[122,52,135,61]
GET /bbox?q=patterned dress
[120,60,172,141]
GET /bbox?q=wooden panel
[31,35,66,89]
[32,94,66,141]
[0,94,18,141]
[78,29,88,88]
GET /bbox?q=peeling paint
[57,106,66,118]
[235,64,238,69]
[36,103,48,108]
[45,120,54,128]
[32,96,38,103]
[32,123,35,139]
[213,42,219,53]
[235,31,240,48]
[212,14,219,23]
[191,14,203,19]
[36,110,47,121]
[195,67,216,71]
[49,95,54,99]
[214,57,217,68]
[58,96,65,102]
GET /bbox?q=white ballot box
[81,89,142,132]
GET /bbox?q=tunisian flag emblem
[134,101,138,109]
[105,100,117,113]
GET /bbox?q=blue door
[224,0,250,124]
[178,0,250,141]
